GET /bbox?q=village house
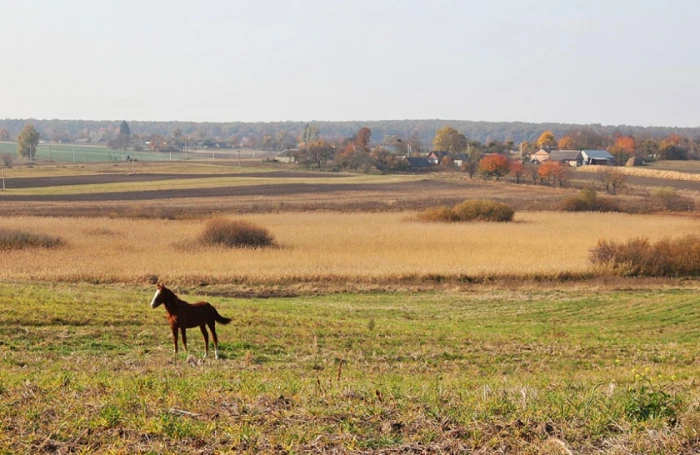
[548,150,583,167]
[582,150,616,165]
[530,149,550,163]
[427,151,469,167]
[274,149,298,163]
[402,156,433,171]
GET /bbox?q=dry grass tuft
[418,199,514,222]
[579,164,700,182]
[0,227,63,250]
[559,188,620,212]
[199,217,276,249]
[590,235,700,276]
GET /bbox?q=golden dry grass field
[1,211,699,285]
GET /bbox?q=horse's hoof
[215,350,220,360]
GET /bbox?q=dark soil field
[1,162,697,218]
[3,170,348,189]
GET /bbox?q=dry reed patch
[0,212,699,283]
[0,227,64,250]
[198,217,276,248]
[578,165,700,182]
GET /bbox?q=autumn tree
[600,167,626,195]
[275,130,291,150]
[526,163,540,185]
[609,135,635,165]
[300,139,335,169]
[478,154,510,180]
[148,134,168,152]
[17,124,40,160]
[299,124,320,148]
[520,141,537,155]
[538,161,569,188]
[486,140,508,155]
[1,153,14,168]
[658,135,689,160]
[432,126,467,153]
[509,160,525,183]
[407,131,423,155]
[536,131,557,150]
[171,127,185,152]
[636,139,659,161]
[0,128,11,141]
[557,136,576,150]
[564,128,606,150]
[354,127,372,152]
[334,142,374,171]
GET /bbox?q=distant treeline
[1,118,699,147]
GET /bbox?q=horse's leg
[208,320,220,359]
[200,324,209,358]
[171,326,179,353]
[180,327,187,353]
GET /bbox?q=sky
[2,0,699,127]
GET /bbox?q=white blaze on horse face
[150,289,161,308]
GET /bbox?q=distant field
[1,211,698,285]
[0,141,270,164]
[0,282,698,453]
[648,160,700,174]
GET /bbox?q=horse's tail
[213,307,232,325]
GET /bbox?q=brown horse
[149,283,231,359]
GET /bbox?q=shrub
[0,228,64,250]
[199,217,276,249]
[417,200,514,223]
[416,206,457,222]
[453,200,514,222]
[650,187,696,212]
[590,235,700,276]
[1,153,14,168]
[559,189,620,212]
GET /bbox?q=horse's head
[150,283,169,308]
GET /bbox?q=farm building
[403,157,433,171]
[548,150,583,167]
[582,150,616,165]
[274,149,298,163]
[427,151,449,164]
[530,149,550,163]
[427,151,469,167]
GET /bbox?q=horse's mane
[161,286,189,307]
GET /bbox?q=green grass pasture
[0,142,186,163]
[0,283,698,453]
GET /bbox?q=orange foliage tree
[509,160,525,183]
[538,161,570,187]
[478,154,510,180]
[609,135,635,164]
[557,136,576,150]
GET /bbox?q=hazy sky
[2,0,699,126]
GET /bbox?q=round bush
[416,206,456,222]
[199,218,276,249]
[452,200,514,222]
[559,189,620,212]
[417,200,514,223]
